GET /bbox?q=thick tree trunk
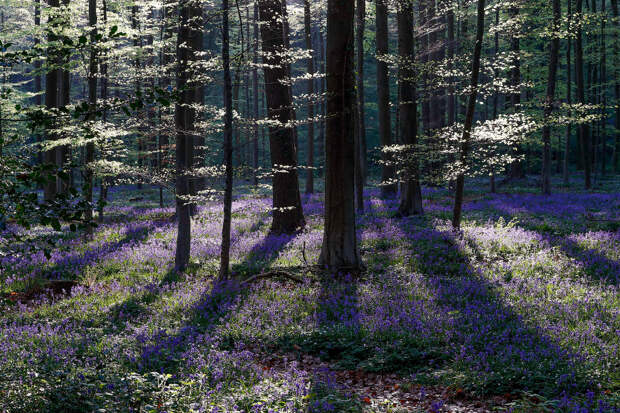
[356,0,367,183]
[564,0,572,185]
[219,0,234,279]
[576,0,592,188]
[397,0,423,217]
[376,0,396,196]
[85,0,97,238]
[280,0,298,158]
[258,0,305,234]
[319,0,363,273]
[174,0,201,271]
[452,0,485,229]
[304,0,315,194]
[542,0,561,195]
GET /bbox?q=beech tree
[258,0,305,234]
[319,0,363,273]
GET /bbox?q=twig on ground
[240,270,304,286]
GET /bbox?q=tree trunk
[44,0,60,202]
[252,1,260,186]
[376,0,396,196]
[490,8,499,193]
[447,2,456,126]
[34,0,42,166]
[85,0,97,238]
[98,0,109,220]
[319,0,363,273]
[600,0,607,176]
[452,0,485,229]
[507,4,524,180]
[397,0,423,217]
[304,0,315,194]
[541,0,561,195]
[174,0,200,271]
[564,0,572,185]
[220,0,234,280]
[318,30,326,178]
[356,0,367,183]
[576,0,591,188]
[612,0,620,173]
[258,0,305,234]
[280,0,298,159]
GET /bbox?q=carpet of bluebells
[0,177,619,412]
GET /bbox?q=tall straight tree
[252,1,260,187]
[376,0,397,196]
[304,0,315,194]
[397,0,423,216]
[319,0,363,273]
[219,0,234,279]
[507,2,524,180]
[452,0,485,229]
[174,0,201,271]
[258,0,305,234]
[85,0,97,238]
[575,0,591,188]
[356,0,367,182]
[44,0,60,202]
[612,0,620,173]
[541,0,561,195]
[564,0,573,185]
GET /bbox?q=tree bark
[252,1,260,186]
[85,0,97,238]
[44,0,60,202]
[397,0,423,217]
[219,0,234,279]
[452,0,485,229]
[304,0,315,194]
[612,0,620,173]
[174,0,201,271]
[541,0,561,195]
[507,4,525,180]
[564,0,572,185]
[319,0,363,273]
[258,0,305,234]
[575,0,592,188]
[356,0,367,183]
[376,0,397,196]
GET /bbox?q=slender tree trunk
[576,0,592,188]
[258,0,305,234]
[490,8,499,193]
[600,0,607,176]
[85,0,97,238]
[318,30,326,178]
[252,1,260,186]
[304,0,315,194]
[356,0,367,183]
[447,2,456,126]
[508,4,524,180]
[98,0,109,220]
[397,0,423,217]
[452,0,485,229]
[34,0,42,166]
[190,3,204,210]
[174,0,200,271]
[542,0,561,195]
[564,0,573,185]
[376,0,396,196]
[319,0,363,273]
[220,0,234,280]
[44,0,60,202]
[612,0,620,173]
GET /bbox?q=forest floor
[0,176,619,412]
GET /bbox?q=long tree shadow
[136,230,299,375]
[387,210,595,397]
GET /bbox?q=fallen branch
[241,270,304,286]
